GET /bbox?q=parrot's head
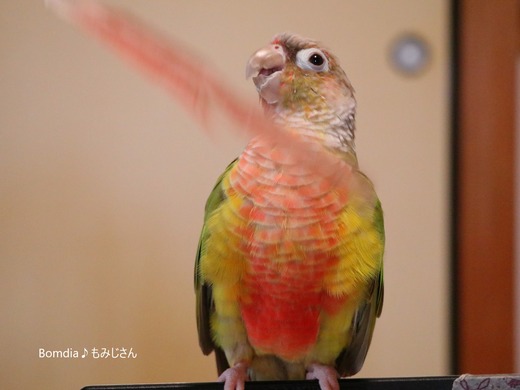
[246,33,357,151]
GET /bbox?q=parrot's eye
[309,53,324,66]
[295,48,329,73]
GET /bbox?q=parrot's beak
[246,44,285,104]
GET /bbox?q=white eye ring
[295,48,329,72]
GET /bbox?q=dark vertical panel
[449,0,460,374]
[456,0,517,373]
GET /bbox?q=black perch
[81,375,520,390]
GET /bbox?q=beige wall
[0,1,451,388]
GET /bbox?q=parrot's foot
[218,362,250,390]
[306,364,340,390]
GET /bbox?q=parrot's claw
[218,362,250,390]
[306,364,340,390]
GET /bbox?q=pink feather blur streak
[46,0,353,191]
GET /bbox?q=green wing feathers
[335,199,384,376]
[194,159,238,373]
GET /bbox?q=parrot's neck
[262,68,358,157]
[264,98,358,165]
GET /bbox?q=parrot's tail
[46,0,354,194]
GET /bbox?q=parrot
[45,3,384,389]
[195,33,384,390]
